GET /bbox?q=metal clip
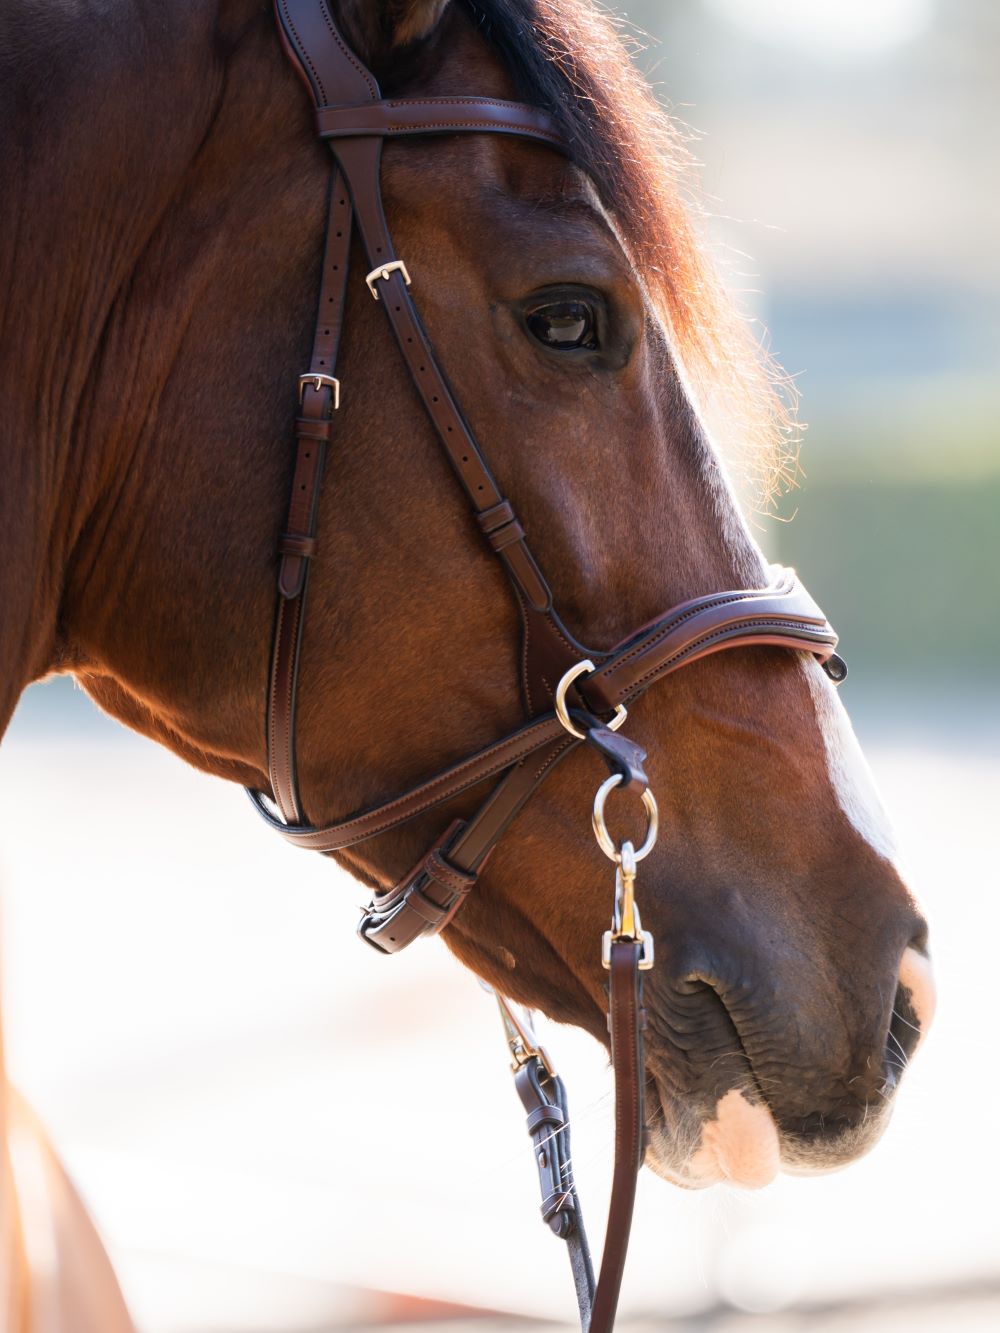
[483,985,555,1077]
[601,840,655,971]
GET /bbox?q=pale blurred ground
[0,676,997,1331]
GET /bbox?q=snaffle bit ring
[554,660,627,740]
[591,773,659,863]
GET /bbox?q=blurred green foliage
[772,474,999,682]
[768,386,999,682]
[616,1,1000,686]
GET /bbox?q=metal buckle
[365,259,412,300]
[554,659,627,741]
[298,373,341,409]
[602,924,655,970]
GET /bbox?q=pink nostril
[898,945,937,1050]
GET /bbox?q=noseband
[249,3,844,1325]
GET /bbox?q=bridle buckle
[298,372,341,409]
[365,259,412,300]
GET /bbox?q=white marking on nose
[802,658,898,863]
[687,1090,781,1189]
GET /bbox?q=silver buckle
[298,373,340,409]
[365,259,412,301]
[602,925,655,971]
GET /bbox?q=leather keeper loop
[278,533,317,560]
[295,417,333,441]
[403,884,451,928]
[486,518,526,552]
[526,1104,566,1134]
[477,499,516,534]
[541,1190,575,1223]
[424,847,477,897]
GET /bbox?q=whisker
[892,1007,921,1036]
[886,1029,910,1067]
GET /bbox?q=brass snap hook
[601,839,655,970]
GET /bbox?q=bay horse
[0,0,935,1324]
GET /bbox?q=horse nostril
[885,980,921,1087]
[897,943,936,1050]
[909,918,930,955]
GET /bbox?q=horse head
[11,0,933,1192]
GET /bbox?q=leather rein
[249,3,846,1326]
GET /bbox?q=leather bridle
[248,3,845,1326]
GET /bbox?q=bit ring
[591,774,658,863]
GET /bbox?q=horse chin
[645,1085,893,1190]
[646,1087,781,1190]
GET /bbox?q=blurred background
[2,1,997,1330]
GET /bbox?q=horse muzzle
[642,941,935,1189]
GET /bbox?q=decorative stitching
[318,0,378,100]
[278,0,327,104]
[625,618,833,694]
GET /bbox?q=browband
[315,96,566,146]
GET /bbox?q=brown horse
[1,0,934,1319]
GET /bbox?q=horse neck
[0,1,278,757]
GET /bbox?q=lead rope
[491,674,658,1331]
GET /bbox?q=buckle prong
[366,259,412,300]
[298,373,341,409]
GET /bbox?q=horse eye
[525,299,598,351]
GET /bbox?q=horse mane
[461,0,798,509]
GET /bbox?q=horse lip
[645,1072,777,1190]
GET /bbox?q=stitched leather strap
[316,96,565,147]
[581,568,837,714]
[252,566,837,854]
[589,939,647,1332]
[266,174,352,822]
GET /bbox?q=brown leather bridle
[249,3,845,1326]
